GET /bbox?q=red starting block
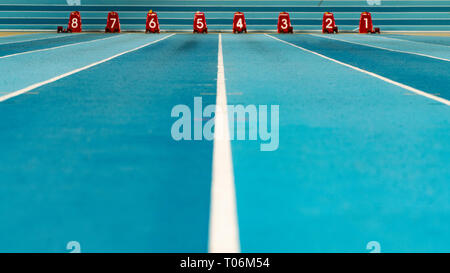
[105,11,120,33]
[67,11,82,32]
[57,26,68,33]
[57,11,81,33]
[322,12,338,34]
[233,12,247,33]
[193,11,208,33]
[277,12,293,33]
[146,10,160,33]
[359,12,380,34]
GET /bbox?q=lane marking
[0,34,175,102]
[0,33,81,45]
[373,35,450,48]
[265,34,450,106]
[310,34,450,62]
[209,33,240,253]
[0,34,123,59]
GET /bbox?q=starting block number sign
[68,11,81,32]
[277,12,293,33]
[146,12,160,33]
[233,12,247,33]
[105,11,120,33]
[322,12,337,33]
[359,12,373,33]
[193,12,207,33]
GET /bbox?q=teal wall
[0,1,449,31]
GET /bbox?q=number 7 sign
[105,11,121,33]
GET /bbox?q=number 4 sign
[146,10,160,33]
[67,11,81,32]
[193,11,207,33]
[105,11,120,33]
[232,12,247,33]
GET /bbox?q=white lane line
[208,33,240,253]
[0,33,81,45]
[375,35,450,48]
[0,34,123,59]
[265,34,450,106]
[0,34,175,103]
[310,34,450,62]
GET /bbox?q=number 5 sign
[193,11,208,33]
[146,10,160,33]
[105,11,121,33]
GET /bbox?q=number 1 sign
[359,11,380,33]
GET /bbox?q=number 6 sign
[105,11,120,33]
[146,10,160,33]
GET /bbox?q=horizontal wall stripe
[1,18,449,25]
[0,5,449,12]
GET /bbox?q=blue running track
[0,32,449,253]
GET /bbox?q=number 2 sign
[322,12,338,34]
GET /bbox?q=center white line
[0,34,175,102]
[209,34,240,253]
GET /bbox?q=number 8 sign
[67,11,81,32]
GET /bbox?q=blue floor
[0,32,449,252]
